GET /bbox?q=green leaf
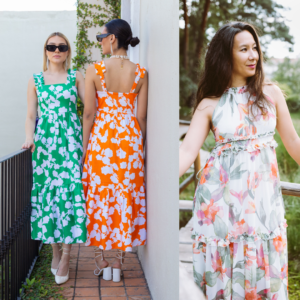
[224,279,232,297]
[269,210,278,231]
[193,267,203,286]
[200,184,211,200]
[213,215,228,239]
[234,260,245,269]
[205,271,220,287]
[270,278,282,292]
[256,268,265,281]
[232,291,244,300]
[232,271,245,288]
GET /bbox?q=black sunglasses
[46,45,69,52]
[96,33,117,42]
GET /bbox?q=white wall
[0,11,77,158]
[123,1,180,299]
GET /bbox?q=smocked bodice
[94,60,145,117]
[211,86,277,157]
[33,69,78,117]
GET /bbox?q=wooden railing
[179,119,300,211]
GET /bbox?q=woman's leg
[51,243,62,269]
[56,243,72,276]
[111,250,126,269]
[94,247,109,272]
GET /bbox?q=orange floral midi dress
[82,60,147,251]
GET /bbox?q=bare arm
[76,71,85,104]
[136,71,148,142]
[82,65,97,160]
[22,77,38,152]
[270,84,300,165]
[179,99,215,177]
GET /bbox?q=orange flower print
[273,235,287,253]
[199,199,220,225]
[211,250,227,281]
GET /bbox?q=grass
[21,244,68,299]
[179,112,300,299]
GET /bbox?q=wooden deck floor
[55,244,152,299]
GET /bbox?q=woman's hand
[22,139,35,153]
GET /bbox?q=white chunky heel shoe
[55,247,70,285]
[94,248,111,279]
[112,250,125,282]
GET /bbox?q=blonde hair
[43,32,72,72]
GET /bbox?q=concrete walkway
[57,244,152,299]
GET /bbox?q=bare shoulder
[263,83,285,105]
[28,76,36,90]
[195,96,221,117]
[76,70,84,79]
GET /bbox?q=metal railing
[0,149,41,300]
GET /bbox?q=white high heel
[113,250,125,282]
[51,243,61,275]
[55,247,70,285]
[94,248,111,280]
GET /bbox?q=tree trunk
[196,0,211,61]
[183,0,189,69]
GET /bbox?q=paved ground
[56,244,152,299]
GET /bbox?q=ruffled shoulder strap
[130,64,146,93]
[68,69,77,86]
[33,72,44,90]
[94,60,107,91]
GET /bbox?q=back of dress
[192,86,288,299]
[82,60,147,252]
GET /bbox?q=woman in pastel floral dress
[82,19,147,282]
[22,32,86,285]
[179,22,300,299]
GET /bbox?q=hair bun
[130,37,140,47]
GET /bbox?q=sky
[1,0,299,59]
[0,0,76,11]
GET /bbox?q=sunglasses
[46,45,69,52]
[96,33,117,42]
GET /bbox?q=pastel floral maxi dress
[82,61,146,252]
[30,69,87,244]
[193,87,288,299]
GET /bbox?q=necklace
[110,55,129,69]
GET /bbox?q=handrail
[0,149,41,299]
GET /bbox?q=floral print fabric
[82,61,146,251]
[192,87,288,299]
[30,69,87,244]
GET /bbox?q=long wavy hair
[195,22,270,115]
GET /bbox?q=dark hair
[105,19,140,50]
[195,21,270,116]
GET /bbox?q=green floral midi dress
[30,69,87,244]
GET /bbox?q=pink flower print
[230,190,248,205]
[238,103,249,120]
[200,199,220,225]
[211,250,227,281]
[238,86,247,94]
[270,159,279,180]
[247,172,262,190]
[281,263,287,280]
[245,201,256,214]
[231,219,248,238]
[250,149,260,162]
[193,243,200,254]
[245,281,257,300]
[219,165,229,187]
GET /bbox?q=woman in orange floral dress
[82,19,148,282]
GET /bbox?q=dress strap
[130,64,146,93]
[94,61,107,92]
[68,69,77,86]
[33,72,44,90]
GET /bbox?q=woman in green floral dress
[22,32,86,285]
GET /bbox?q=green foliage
[21,245,67,299]
[73,0,121,120]
[273,58,300,112]
[179,0,294,119]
